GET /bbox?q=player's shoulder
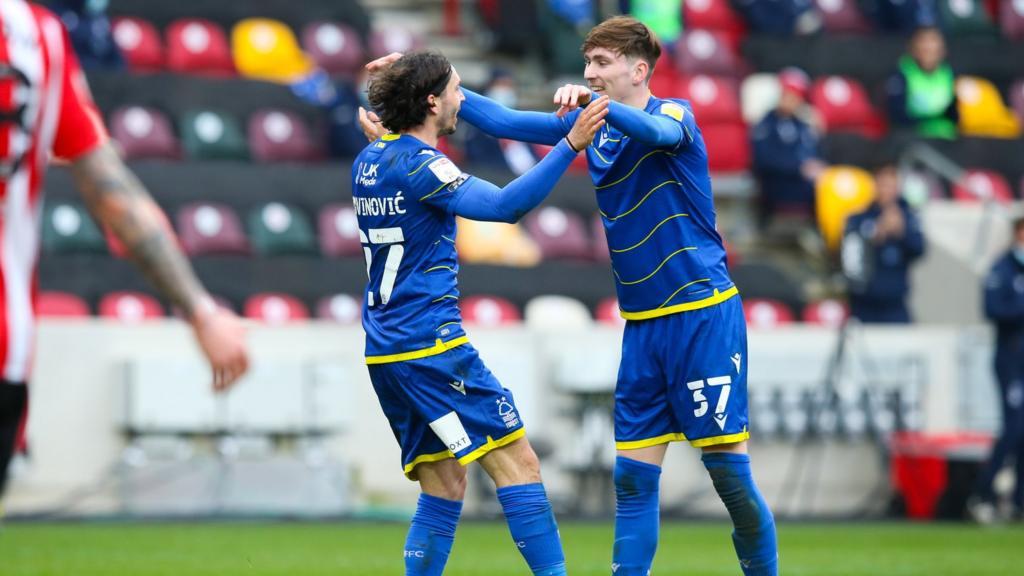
[648,96,693,123]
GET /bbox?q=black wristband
[564,136,580,153]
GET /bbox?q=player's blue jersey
[351,133,473,363]
[583,96,736,320]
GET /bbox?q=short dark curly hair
[367,51,453,134]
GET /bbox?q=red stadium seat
[702,123,751,172]
[36,291,90,318]
[368,27,424,60]
[248,109,320,163]
[1003,0,1024,40]
[815,0,873,33]
[176,202,249,256]
[591,212,610,262]
[677,75,742,124]
[98,291,164,322]
[315,294,362,324]
[802,298,849,327]
[595,297,625,327]
[522,207,591,261]
[166,18,235,76]
[673,29,744,77]
[112,17,163,72]
[743,298,795,328]
[318,203,363,258]
[244,293,310,324]
[301,21,365,77]
[460,295,521,326]
[1008,79,1024,122]
[109,106,179,160]
[952,170,1014,203]
[649,50,683,99]
[683,0,747,47]
[810,76,886,137]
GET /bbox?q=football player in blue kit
[410,15,780,576]
[353,51,608,576]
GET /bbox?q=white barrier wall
[4,320,1001,517]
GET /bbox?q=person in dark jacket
[886,26,958,140]
[841,164,926,323]
[969,217,1024,524]
[47,0,125,70]
[751,67,825,228]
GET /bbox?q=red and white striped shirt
[0,1,106,382]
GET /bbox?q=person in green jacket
[886,26,959,140]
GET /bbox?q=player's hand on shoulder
[358,106,388,142]
[365,52,403,74]
[554,83,593,118]
[189,298,249,393]
[566,95,608,152]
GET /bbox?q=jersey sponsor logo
[731,353,742,374]
[660,103,685,122]
[356,162,379,186]
[598,130,610,148]
[352,192,407,216]
[429,411,472,453]
[449,380,466,395]
[428,157,461,184]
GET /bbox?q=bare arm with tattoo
[70,142,249,391]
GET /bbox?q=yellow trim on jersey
[403,450,453,480]
[365,335,470,365]
[615,429,749,450]
[596,150,673,190]
[419,181,448,202]
[432,294,458,303]
[601,180,681,221]
[437,321,460,331]
[382,133,400,141]
[424,265,456,273]
[609,212,690,253]
[614,247,697,285]
[591,146,612,165]
[456,428,527,466]
[407,155,439,175]
[690,430,750,448]
[619,285,739,320]
[658,278,711,308]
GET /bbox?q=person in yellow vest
[885,26,958,140]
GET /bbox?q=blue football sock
[702,452,778,576]
[612,456,662,576]
[496,483,566,576]
[404,493,462,576]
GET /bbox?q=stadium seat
[816,166,875,251]
[524,295,592,329]
[955,76,1022,139]
[594,297,625,326]
[109,106,180,161]
[740,73,780,125]
[1009,79,1024,121]
[315,293,362,324]
[1002,0,1024,40]
[802,298,849,327]
[702,123,751,172]
[673,29,744,77]
[317,203,363,258]
[455,218,541,266]
[165,18,235,76]
[809,76,885,137]
[178,109,249,161]
[41,202,107,254]
[677,75,742,124]
[248,109,321,163]
[244,293,310,324]
[460,295,521,326]
[815,0,873,33]
[591,212,610,262]
[302,21,365,77]
[232,18,314,83]
[247,202,317,255]
[98,291,164,322]
[111,17,163,72]
[649,50,683,99]
[368,27,424,59]
[743,298,795,328]
[902,170,947,205]
[684,0,747,39]
[522,207,592,261]
[176,202,249,256]
[937,0,995,35]
[36,292,90,319]
[952,169,1014,203]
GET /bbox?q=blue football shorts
[367,343,526,480]
[615,294,750,450]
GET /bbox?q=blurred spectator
[886,26,958,140]
[327,80,370,158]
[751,67,825,227]
[860,0,939,31]
[631,0,683,45]
[549,0,595,30]
[970,216,1024,524]
[48,0,125,70]
[841,164,926,323]
[463,69,541,175]
[732,0,822,35]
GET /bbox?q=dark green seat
[41,201,107,254]
[179,109,249,161]
[247,202,317,255]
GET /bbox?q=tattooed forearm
[70,144,208,318]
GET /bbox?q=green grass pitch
[1,521,1022,575]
